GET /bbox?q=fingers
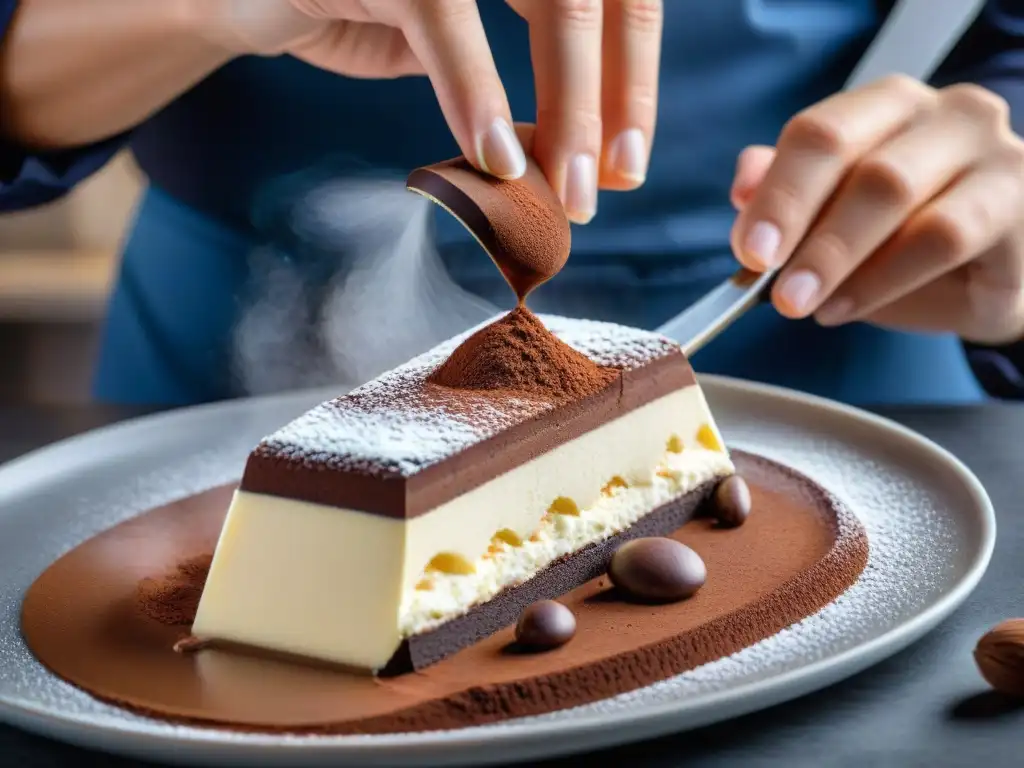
[399,0,526,179]
[509,0,605,223]
[814,149,1024,331]
[599,0,662,190]
[852,272,976,336]
[730,145,776,210]
[731,74,936,272]
[770,90,999,318]
[400,0,661,219]
[856,244,1024,344]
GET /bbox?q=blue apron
[96,0,984,406]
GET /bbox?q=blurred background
[0,152,141,405]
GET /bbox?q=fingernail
[607,128,648,183]
[564,153,597,223]
[744,221,781,269]
[776,270,821,315]
[816,297,855,326]
[478,117,527,180]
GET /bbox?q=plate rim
[0,374,997,766]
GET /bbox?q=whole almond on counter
[974,619,1024,697]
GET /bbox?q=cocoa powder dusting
[136,553,212,625]
[427,306,618,402]
[490,178,568,301]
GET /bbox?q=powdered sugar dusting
[557,316,678,369]
[255,314,682,477]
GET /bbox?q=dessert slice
[191,310,734,674]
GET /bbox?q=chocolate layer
[241,318,693,519]
[380,477,719,675]
[20,452,869,734]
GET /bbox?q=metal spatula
[656,0,987,356]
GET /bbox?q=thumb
[730,145,776,210]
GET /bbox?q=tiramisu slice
[191,309,735,674]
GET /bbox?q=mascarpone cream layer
[402,446,733,635]
[192,384,733,671]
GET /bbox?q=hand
[730,75,1024,346]
[204,0,663,224]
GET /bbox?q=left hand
[730,74,1024,346]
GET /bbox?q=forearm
[0,0,234,149]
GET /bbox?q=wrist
[182,0,324,57]
[962,305,1024,400]
[961,287,1024,348]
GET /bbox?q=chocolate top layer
[407,157,569,300]
[241,314,692,519]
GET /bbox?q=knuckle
[877,73,931,102]
[1000,137,1024,176]
[943,83,1010,124]
[992,165,1024,207]
[623,83,658,124]
[619,0,663,32]
[850,156,916,207]
[550,0,603,27]
[802,231,852,272]
[421,0,479,24]
[753,183,805,234]
[780,111,851,158]
[915,209,976,264]
[537,105,603,143]
[436,0,476,16]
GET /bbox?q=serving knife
[656,0,988,356]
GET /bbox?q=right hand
[204,0,663,224]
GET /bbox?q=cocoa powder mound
[427,306,618,402]
[136,553,212,626]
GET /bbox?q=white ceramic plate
[0,375,995,767]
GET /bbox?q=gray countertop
[1,403,1022,767]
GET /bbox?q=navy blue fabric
[0,133,125,211]
[965,341,1024,399]
[93,187,253,406]
[0,0,12,38]
[1,0,1024,404]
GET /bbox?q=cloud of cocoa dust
[232,163,498,396]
